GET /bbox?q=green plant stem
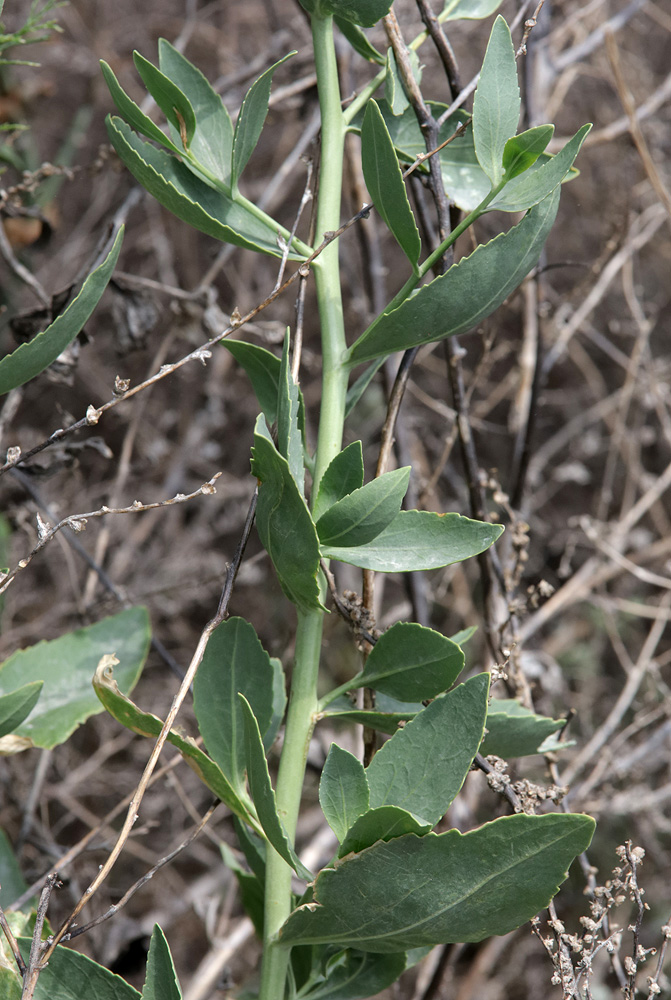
[259,605,324,1000]
[310,14,348,495]
[258,14,349,1000]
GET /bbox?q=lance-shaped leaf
[0,681,42,739]
[502,124,554,180]
[450,625,477,646]
[313,442,364,523]
[316,467,409,548]
[384,48,408,117]
[321,510,503,572]
[142,926,182,1000]
[232,53,294,191]
[491,124,591,212]
[361,622,464,701]
[158,39,234,185]
[133,51,196,150]
[101,61,182,155]
[480,699,567,758]
[239,695,312,881]
[279,812,596,951]
[472,16,519,186]
[346,189,559,366]
[193,618,284,794]
[233,815,267,883]
[321,0,393,28]
[354,101,485,213]
[277,332,304,495]
[251,415,323,611]
[223,339,307,437]
[224,339,281,422]
[339,806,431,857]
[0,228,123,397]
[94,658,259,831]
[106,118,306,260]
[440,0,503,21]
[320,744,370,843]
[366,673,489,824]
[303,949,407,1000]
[335,18,385,63]
[0,607,148,753]
[362,100,421,269]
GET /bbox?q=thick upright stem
[258,606,324,999]
[258,14,348,1000]
[310,14,348,495]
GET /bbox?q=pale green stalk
[258,13,348,1000]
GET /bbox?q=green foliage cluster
[0,2,595,999]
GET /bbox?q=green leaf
[346,189,560,365]
[223,339,308,440]
[384,49,408,117]
[491,124,591,212]
[472,16,519,186]
[316,467,409,548]
[100,60,182,155]
[233,815,267,882]
[158,39,234,185]
[106,118,305,260]
[93,658,259,831]
[440,0,502,20]
[0,607,149,752]
[239,695,312,881]
[142,926,182,1000]
[313,442,364,523]
[301,949,406,1000]
[361,100,421,269]
[232,53,294,191]
[319,744,369,842]
[0,228,123,396]
[361,622,464,701]
[223,339,281,423]
[481,700,566,758]
[321,510,504,572]
[18,939,141,1000]
[450,625,476,646]
[322,0,393,28]
[502,124,554,180]
[339,806,431,857]
[251,415,323,611]
[267,656,287,750]
[133,51,196,150]
[0,829,29,908]
[279,813,596,951]
[366,674,489,825]
[334,18,385,64]
[354,101,483,213]
[0,966,21,1000]
[193,618,281,793]
[0,681,42,739]
[277,332,304,495]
